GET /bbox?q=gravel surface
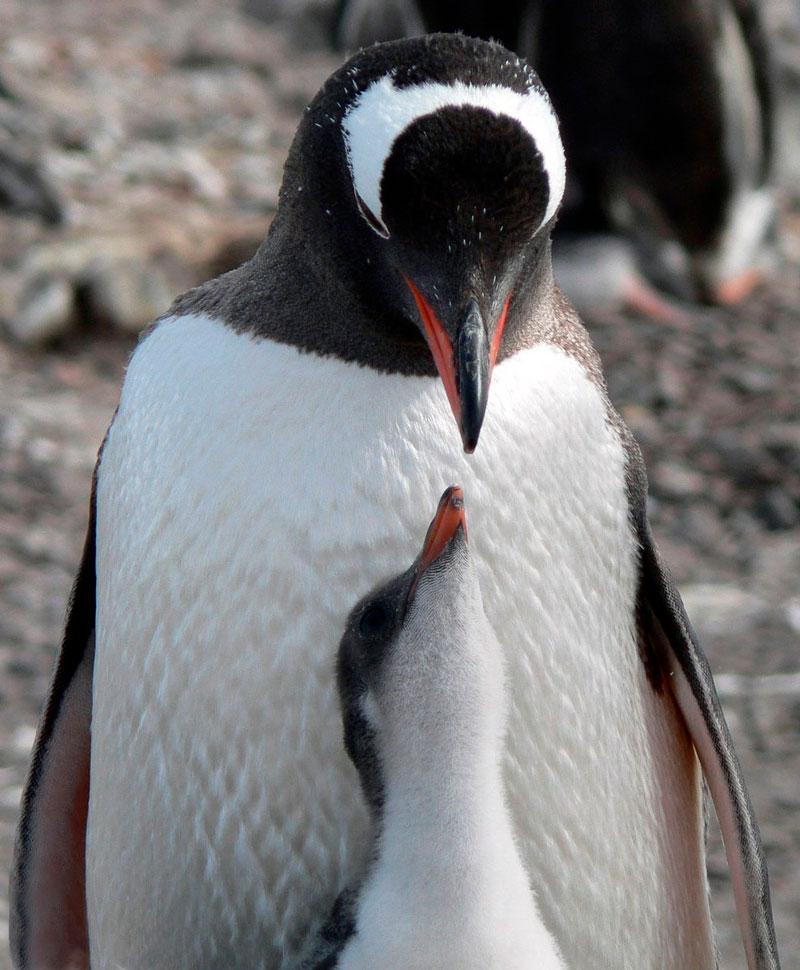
[0,1,798,968]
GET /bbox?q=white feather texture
[88,312,713,970]
[341,76,565,237]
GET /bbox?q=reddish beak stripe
[404,277,461,425]
[490,294,512,370]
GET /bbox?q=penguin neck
[170,185,564,377]
[247,218,439,376]
[499,234,561,360]
[373,714,521,897]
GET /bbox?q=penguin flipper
[728,0,776,171]
[10,497,95,970]
[636,514,780,970]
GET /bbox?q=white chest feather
[88,314,712,969]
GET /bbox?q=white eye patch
[341,75,566,238]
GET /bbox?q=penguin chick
[306,486,566,970]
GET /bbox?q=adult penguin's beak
[405,278,510,453]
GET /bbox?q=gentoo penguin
[334,0,778,308]
[12,33,779,970]
[533,0,778,306]
[302,485,566,970]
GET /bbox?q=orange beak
[409,486,468,602]
[419,485,467,569]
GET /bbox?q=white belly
[88,313,713,969]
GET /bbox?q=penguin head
[337,486,504,815]
[277,34,565,453]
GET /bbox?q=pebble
[763,423,800,473]
[8,238,194,342]
[708,430,767,486]
[0,141,63,224]
[0,1,339,343]
[8,275,74,344]
[87,255,177,333]
[756,486,800,531]
[655,358,686,406]
[11,724,36,758]
[4,656,37,679]
[724,362,780,394]
[118,143,228,201]
[670,503,727,551]
[620,403,660,446]
[651,461,707,499]
[715,672,800,697]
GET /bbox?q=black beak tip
[461,427,480,454]
[457,360,489,452]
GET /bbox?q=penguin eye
[359,603,391,638]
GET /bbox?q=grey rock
[4,651,37,679]
[86,255,179,334]
[651,460,707,499]
[709,430,768,486]
[0,143,63,224]
[0,77,64,223]
[655,358,686,406]
[671,502,728,552]
[763,423,800,473]
[117,144,228,201]
[621,404,660,447]
[756,486,800,530]
[728,508,767,553]
[10,724,36,759]
[10,238,192,338]
[724,362,780,395]
[8,275,74,344]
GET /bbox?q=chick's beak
[419,485,468,571]
[405,278,510,453]
[407,485,468,605]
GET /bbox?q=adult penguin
[11,33,779,970]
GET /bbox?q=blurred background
[0,0,798,966]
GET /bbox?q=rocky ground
[0,1,798,968]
